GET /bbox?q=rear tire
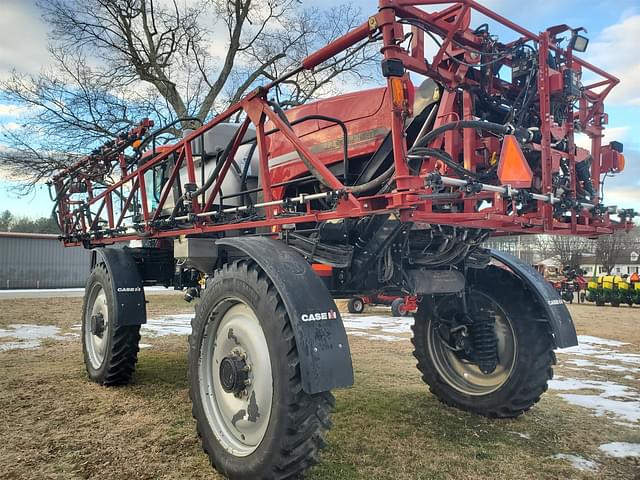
[412,266,556,418]
[189,259,334,479]
[347,297,365,314]
[391,298,407,317]
[81,264,140,385]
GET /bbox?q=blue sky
[1,0,640,218]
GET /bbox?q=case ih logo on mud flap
[301,310,338,322]
[117,287,142,292]
[547,299,564,306]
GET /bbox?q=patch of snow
[0,324,63,341]
[576,336,629,347]
[0,288,85,294]
[342,314,413,335]
[594,353,640,366]
[550,376,640,426]
[142,314,193,337]
[596,363,636,373]
[559,394,640,424]
[347,331,404,342]
[0,324,70,352]
[598,442,640,458]
[550,453,599,472]
[508,431,530,439]
[565,358,597,368]
[557,335,640,377]
[139,343,153,349]
[0,340,41,352]
[549,377,639,399]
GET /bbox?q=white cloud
[0,0,51,78]
[574,126,630,152]
[1,122,22,131]
[587,15,640,107]
[0,104,28,117]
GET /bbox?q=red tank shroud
[265,86,399,193]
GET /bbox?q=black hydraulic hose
[350,164,396,194]
[136,117,204,156]
[410,147,478,179]
[412,120,511,150]
[50,181,70,233]
[268,101,336,191]
[170,145,226,219]
[352,121,512,195]
[291,114,350,185]
[268,100,394,195]
[238,141,257,207]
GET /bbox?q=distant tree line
[484,226,640,274]
[0,210,59,234]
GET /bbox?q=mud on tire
[412,266,556,418]
[189,259,334,479]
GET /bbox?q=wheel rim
[353,299,363,312]
[427,291,517,396]
[199,300,273,457]
[84,284,110,369]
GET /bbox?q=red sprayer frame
[52,0,632,247]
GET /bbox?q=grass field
[0,295,638,479]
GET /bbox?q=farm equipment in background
[551,266,586,304]
[49,1,635,478]
[347,294,418,316]
[630,273,640,304]
[587,274,639,306]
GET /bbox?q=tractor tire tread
[81,263,140,386]
[412,266,555,419]
[189,259,334,480]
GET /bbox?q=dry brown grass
[0,297,638,479]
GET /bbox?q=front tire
[81,264,140,385]
[412,266,555,418]
[189,259,334,479]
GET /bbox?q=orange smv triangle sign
[497,135,533,188]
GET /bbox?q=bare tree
[595,231,630,274]
[0,0,378,188]
[542,235,594,268]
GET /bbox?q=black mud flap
[217,237,354,394]
[490,249,577,348]
[91,248,147,327]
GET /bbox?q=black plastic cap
[381,58,405,77]
[610,141,623,153]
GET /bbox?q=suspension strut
[461,273,498,375]
[468,310,498,374]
